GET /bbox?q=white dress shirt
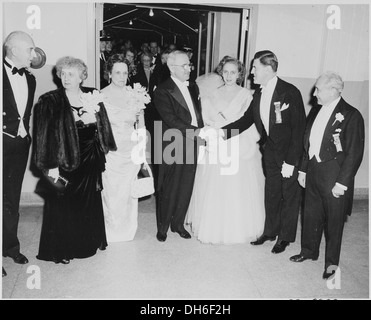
[306,96,346,190]
[309,96,341,162]
[4,57,28,138]
[259,76,277,136]
[171,76,198,127]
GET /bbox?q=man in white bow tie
[222,50,306,254]
[154,50,204,242]
[3,31,37,277]
[290,72,365,280]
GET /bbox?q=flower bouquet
[126,83,151,124]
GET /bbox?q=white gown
[187,84,265,244]
[102,99,141,242]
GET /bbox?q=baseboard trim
[354,188,369,200]
[20,188,369,206]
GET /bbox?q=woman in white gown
[101,54,145,242]
[187,56,265,244]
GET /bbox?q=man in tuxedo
[3,31,37,277]
[154,50,204,242]
[222,50,306,254]
[99,33,109,89]
[290,72,365,280]
[149,41,161,65]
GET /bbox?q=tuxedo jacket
[223,77,306,167]
[299,97,365,191]
[132,65,158,98]
[3,64,36,138]
[154,77,204,164]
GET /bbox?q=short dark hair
[105,53,130,75]
[215,56,246,85]
[253,50,278,72]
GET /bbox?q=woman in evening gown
[101,54,146,242]
[187,56,265,244]
[34,56,116,263]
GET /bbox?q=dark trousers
[300,158,346,268]
[2,135,30,258]
[263,149,301,242]
[156,163,197,234]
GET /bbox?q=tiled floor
[2,197,369,300]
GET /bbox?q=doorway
[97,3,254,87]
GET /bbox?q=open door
[97,3,254,88]
[197,7,253,86]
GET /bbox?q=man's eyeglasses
[171,63,191,70]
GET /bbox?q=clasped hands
[199,124,224,153]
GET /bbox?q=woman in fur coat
[33,56,116,264]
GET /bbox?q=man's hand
[281,162,294,178]
[332,184,345,198]
[297,172,306,188]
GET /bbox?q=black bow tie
[12,67,26,76]
[4,59,26,76]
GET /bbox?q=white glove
[281,162,294,178]
[48,167,60,183]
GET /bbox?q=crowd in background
[99,33,196,90]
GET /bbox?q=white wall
[254,4,369,190]
[3,2,97,203]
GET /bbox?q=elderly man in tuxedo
[222,50,306,254]
[290,72,365,280]
[3,31,37,277]
[154,50,204,242]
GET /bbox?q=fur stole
[33,86,116,172]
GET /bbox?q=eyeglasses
[171,63,191,70]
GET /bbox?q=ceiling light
[149,9,154,17]
[129,20,133,25]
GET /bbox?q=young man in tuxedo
[222,50,306,254]
[290,72,365,280]
[154,50,204,242]
[3,31,37,277]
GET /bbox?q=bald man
[3,31,37,277]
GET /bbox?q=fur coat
[33,86,117,172]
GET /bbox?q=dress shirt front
[309,96,341,162]
[4,57,28,137]
[171,76,198,127]
[259,76,278,136]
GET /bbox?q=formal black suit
[154,77,204,235]
[223,77,306,242]
[100,52,108,89]
[298,98,365,268]
[3,62,36,258]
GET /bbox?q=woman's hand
[48,167,60,183]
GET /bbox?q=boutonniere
[273,102,283,123]
[332,129,343,152]
[332,112,344,126]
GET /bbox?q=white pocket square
[280,103,289,111]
